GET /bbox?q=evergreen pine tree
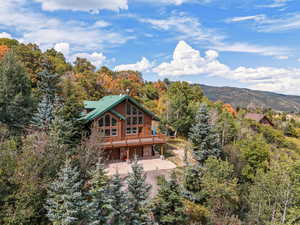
[151,172,187,225]
[126,159,152,225]
[45,158,86,225]
[49,100,76,147]
[182,165,204,203]
[189,103,223,164]
[32,61,60,130]
[60,79,84,145]
[86,160,111,225]
[37,59,60,98]
[108,172,128,225]
[32,95,54,130]
[0,50,33,136]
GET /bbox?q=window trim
[98,113,118,137]
[125,102,144,136]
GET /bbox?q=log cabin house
[82,95,166,162]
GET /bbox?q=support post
[126,147,130,163]
[160,145,165,160]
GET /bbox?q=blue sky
[1,0,300,95]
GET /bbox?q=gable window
[105,115,110,126]
[125,102,144,135]
[98,113,118,137]
[112,128,117,136]
[138,116,143,124]
[99,118,104,127]
[127,104,131,115]
[112,118,117,126]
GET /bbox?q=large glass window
[98,113,118,137]
[111,128,117,136]
[132,117,137,125]
[99,118,103,127]
[105,129,110,136]
[132,127,137,134]
[127,104,131,115]
[125,102,144,135]
[138,116,143,124]
[112,118,117,126]
[132,107,137,115]
[105,115,110,126]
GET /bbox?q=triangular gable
[81,95,159,123]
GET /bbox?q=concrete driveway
[105,158,177,197]
[105,158,177,175]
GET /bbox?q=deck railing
[101,133,167,148]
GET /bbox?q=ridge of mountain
[199,84,300,112]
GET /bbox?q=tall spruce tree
[49,100,76,147]
[182,165,204,203]
[86,160,111,225]
[45,158,86,225]
[32,61,60,130]
[32,95,54,131]
[189,103,223,164]
[60,78,84,145]
[108,172,128,225]
[151,172,187,225]
[126,159,152,225]
[0,50,33,136]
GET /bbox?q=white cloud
[114,57,153,72]
[93,20,111,28]
[137,0,211,5]
[33,0,128,13]
[258,13,300,32]
[153,41,230,76]
[297,58,300,62]
[140,15,225,45]
[72,52,107,68]
[231,12,300,33]
[154,41,300,95]
[0,32,12,39]
[249,77,300,95]
[226,14,266,23]
[257,0,289,8]
[141,14,291,58]
[0,0,131,53]
[54,42,70,57]
[212,42,291,57]
[276,55,289,60]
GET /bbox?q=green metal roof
[81,95,158,123]
[84,101,101,109]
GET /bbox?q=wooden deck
[101,134,166,148]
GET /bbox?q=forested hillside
[201,84,300,112]
[1,38,300,225]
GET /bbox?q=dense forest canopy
[1,38,300,225]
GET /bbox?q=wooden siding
[90,98,166,162]
[96,100,155,142]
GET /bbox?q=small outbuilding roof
[81,95,158,123]
[244,113,265,122]
[244,113,274,126]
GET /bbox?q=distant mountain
[200,84,300,112]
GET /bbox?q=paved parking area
[105,158,177,175]
[105,158,177,197]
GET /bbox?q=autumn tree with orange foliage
[223,104,237,117]
[98,68,144,97]
[217,105,238,147]
[0,45,9,59]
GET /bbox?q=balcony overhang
[101,136,166,149]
